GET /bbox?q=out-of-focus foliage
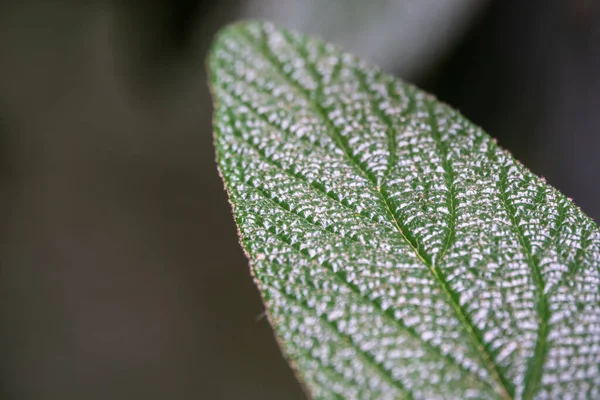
[241,0,489,77]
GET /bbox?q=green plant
[208,21,600,399]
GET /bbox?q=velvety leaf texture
[208,21,600,400]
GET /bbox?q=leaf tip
[207,19,272,67]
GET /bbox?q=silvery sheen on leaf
[208,21,600,400]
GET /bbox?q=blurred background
[1,1,598,399]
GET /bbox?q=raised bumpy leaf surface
[209,22,600,400]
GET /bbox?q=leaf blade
[209,21,600,399]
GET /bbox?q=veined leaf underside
[209,21,600,400]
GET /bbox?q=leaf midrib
[226,25,514,399]
[219,115,489,385]
[219,88,399,235]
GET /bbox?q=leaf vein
[221,92,398,234]
[268,286,415,399]
[498,166,549,400]
[352,67,415,187]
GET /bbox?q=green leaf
[208,21,600,400]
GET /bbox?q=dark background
[1,1,598,399]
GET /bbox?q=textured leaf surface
[208,22,600,400]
